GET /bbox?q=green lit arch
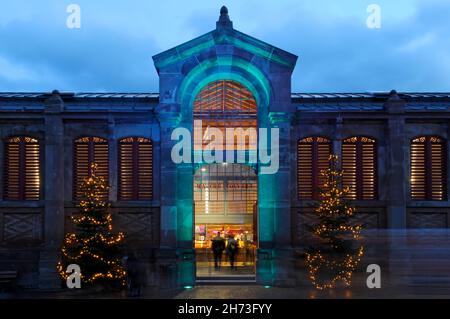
[178,56,272,112]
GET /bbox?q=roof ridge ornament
[216,5,233,30]
[384,89,405,114]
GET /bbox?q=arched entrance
[192,80,258,278]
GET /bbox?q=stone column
[257,112,293,286]
[39,90,65,289]
[156,111,195,287]
[333,116,343,159]
[157,111,181,248]
[108,116,117,202]
[0,136,3,201]
[385,91,407,228]
[447,121,450,205]
[269,112,292,248]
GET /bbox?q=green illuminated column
[257,111,294,286]
[157,111,195,287]
[157,111,181,248]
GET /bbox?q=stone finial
[216,5,233,29]
[387,89,401,101]
[44,89,64,113]
[220,5,228,15]
[384,89,405,113]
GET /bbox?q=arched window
[342,136,377,200]
[73,137,109,200]
[411,136,447,200]
[297,137,331,199]
[193,80,257,151]
[118,137,153,200]
[4,136,40,200]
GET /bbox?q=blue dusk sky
[0,0,449,93]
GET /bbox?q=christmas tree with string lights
[305,154,364,290]
[57,163,127,289]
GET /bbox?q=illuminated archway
[193,80,258,276]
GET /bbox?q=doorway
[194,163,257,277]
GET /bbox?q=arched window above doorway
[193,80,257,151]
[193,80,257,115]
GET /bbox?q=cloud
[0,0,449,92]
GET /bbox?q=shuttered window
[342,136,377,200]
[4,136,40,200]
[297,137,331,199]
[118,137,153,200]
[73,137,109,201]
[411,136,447,200]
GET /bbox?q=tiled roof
[1,91,449,100]
[293,92,450,112]
[1,92,449,112]
[291,92,450,99]
[0,92,159,99]
[297,104,384,112]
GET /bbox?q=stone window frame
[3,135,41,201]
[118,136,153,201]
[410,135,447,201]
[297,136,332,200]
[341,136,378,200]
[73,136,109,201]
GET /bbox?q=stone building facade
[1,7,450,289]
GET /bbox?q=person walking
[126,251,141,297]
[211,232,225,270]
[226,234,238,270]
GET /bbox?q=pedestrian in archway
[227,234,238,270]
[211,232,225,270]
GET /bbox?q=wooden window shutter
[4,136,40,200]
[411,136,446,200]
[298,137,331,199]
[118,137,153,200]
[342,136,377,200]
[73,137,109,201]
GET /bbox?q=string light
[57,163,127,287]
[305,154,365,290]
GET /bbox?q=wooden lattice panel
[3,213,42,242]
[116,212,157,243]
[409,213,447,228]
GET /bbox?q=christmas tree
[305,154,364,290]
[57,163,127,289]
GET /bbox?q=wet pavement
[2,230,450,299]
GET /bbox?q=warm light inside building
[4,136,40,200]
[193,80,258,275]
[297,136,331,199]
[411,136,446,200]
[193,80,257,151]
[342,136,377,200]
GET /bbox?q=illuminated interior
[194,163,257,275]
[193,80,258,275]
